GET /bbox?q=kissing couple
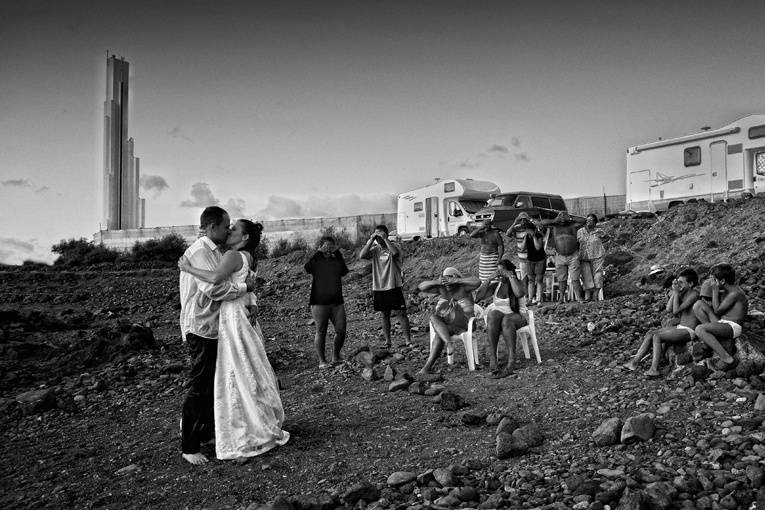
[178,206,289,464]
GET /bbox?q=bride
[179,219,289,460]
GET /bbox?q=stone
[388,379,410,392]
[119,324,156,351]
[439,391,465,411]
[478,494,505,509]
[355,350,375,367]
[361,367,378,381]
[424,384,445,396]
[747,465,765,488]
[495,416,520,436]
[592,417,621,446]
[408,381,427,395]
[415,372,443,383]
[496,432,528,458]
[383,365,396,381]
[433,494,460,507]
[433,467,455,487]
[343,481,380,504]
[460,411,485,425]
[486,412,504,425]
[512,423,544,447]
[621,413,656,444]
[387,471,417,487]
[115,463,140,476]
[15,388,56,415]
[416,469,435,486]
[643,481,676,510]
[453,486,479,502]
[755,393,765,411]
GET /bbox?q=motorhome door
[754,151,765,194]
[425,197,439,237]
[710,141,727,201]
[628,169,651,210]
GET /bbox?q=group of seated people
[623,263,748,377]
[416,261,749,380]
[417,259,529,379]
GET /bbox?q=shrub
[313,226,355,251]
[270,237,308,258]
[52,238,120,267]
[253,236,269,260]
[129,233,188,263]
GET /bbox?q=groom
[179,206,256,465]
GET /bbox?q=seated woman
[475,259,527,378]
[417,267,481,374]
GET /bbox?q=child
[693,264,748,371]
[623,268,700,378]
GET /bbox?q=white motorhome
[395,178,500,240]
[626,114,765,212]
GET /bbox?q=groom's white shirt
[179,236,247,341]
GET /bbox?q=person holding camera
[507,212,546,305]
[359,225,412,348]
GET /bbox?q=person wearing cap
[507,213,546,305]
[417,267,481,375]
[577,213,608,302]
[623,268,700,378]
[470,218,505,282]
[475,258,527,378]
[541,211,586,303]
[693,264,749,371]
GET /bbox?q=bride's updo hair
[237,219,264,262]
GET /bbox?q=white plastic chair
[428,304,483,370]
[481,307,542,364]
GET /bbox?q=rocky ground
[1,196,765,510]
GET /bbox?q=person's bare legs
[646,328,691,377]
[498,313,525,376]
[485,309,504,372]
[693,300,718,324]
[381,310,392,347]
[182,453,209,465]
[572,279,584,302]
[557,279,568,303]
[311,305,332,368]
[624,331,655,370]
[695,322,736,365]
[394,310,412,344]
[535,273,544,303]
[420,315,451,374]
[328,304,346,363]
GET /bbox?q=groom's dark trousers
[182,333,218,454]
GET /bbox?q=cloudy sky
[1,0,763,264]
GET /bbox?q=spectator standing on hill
[507,213,546,305]
[541,211,586,303]
[623,268,700,378]
[693,264,749,371]
[305,235,348,369]
[417,267,481,375]
[470,219,504,282]
[577,213,608,302]
[359,225,412,348]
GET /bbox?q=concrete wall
[564,194,626,218]
[94,213,398,252]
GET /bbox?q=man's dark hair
[712,263,736,285]
[677,268,699,286]
[319,235,335,245]
[200,206,227,229]
[375,225,389,236]
[499,258,516,272]
[586,213,598,224]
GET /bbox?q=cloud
[515,152,529,162]
[0,237,56,265]
[225,198,248,219]
[180,182,220,208]
[140,174,170,198]
[168,127,193,142]
[2,179,32,187]
[511,137,521,148]
[254,194,396,221]
[35,186,49,193]
[458,160,479,169]
[488,144,509,153]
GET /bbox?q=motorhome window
[684,146,701,167]
[447,201,461,216]
[756,153,765,176]
[443,182,456,193]
[748,125,765,139]
[514,196,530,208]
[531,196,550,209]
[413,202,423,212]
[549,198,566,210]
[459,200,487,214]
[499,194,518,206]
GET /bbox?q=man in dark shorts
[359,225,412,347]
[305,235,348,369]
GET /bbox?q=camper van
[626,114,765,212]
[395,179,500,240]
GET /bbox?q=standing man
[541,211,586,303]
[179,206,256,465]
[470,219,505,282]
[305,235,349,369]
[359,225,412,348]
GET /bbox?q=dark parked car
[469,191,571,232]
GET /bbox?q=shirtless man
[470,219,504,282]
[693,264,749,371]
[417,267,481,374]
[541,212,586,302]
[623,268,700,377]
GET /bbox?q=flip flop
[318,362,331,370]
[644,371,662,379]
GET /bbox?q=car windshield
[459,200,488,214]
[488,194,517,207]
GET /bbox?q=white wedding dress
[214,252,289,460]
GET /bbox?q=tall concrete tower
[103,54,144,230]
